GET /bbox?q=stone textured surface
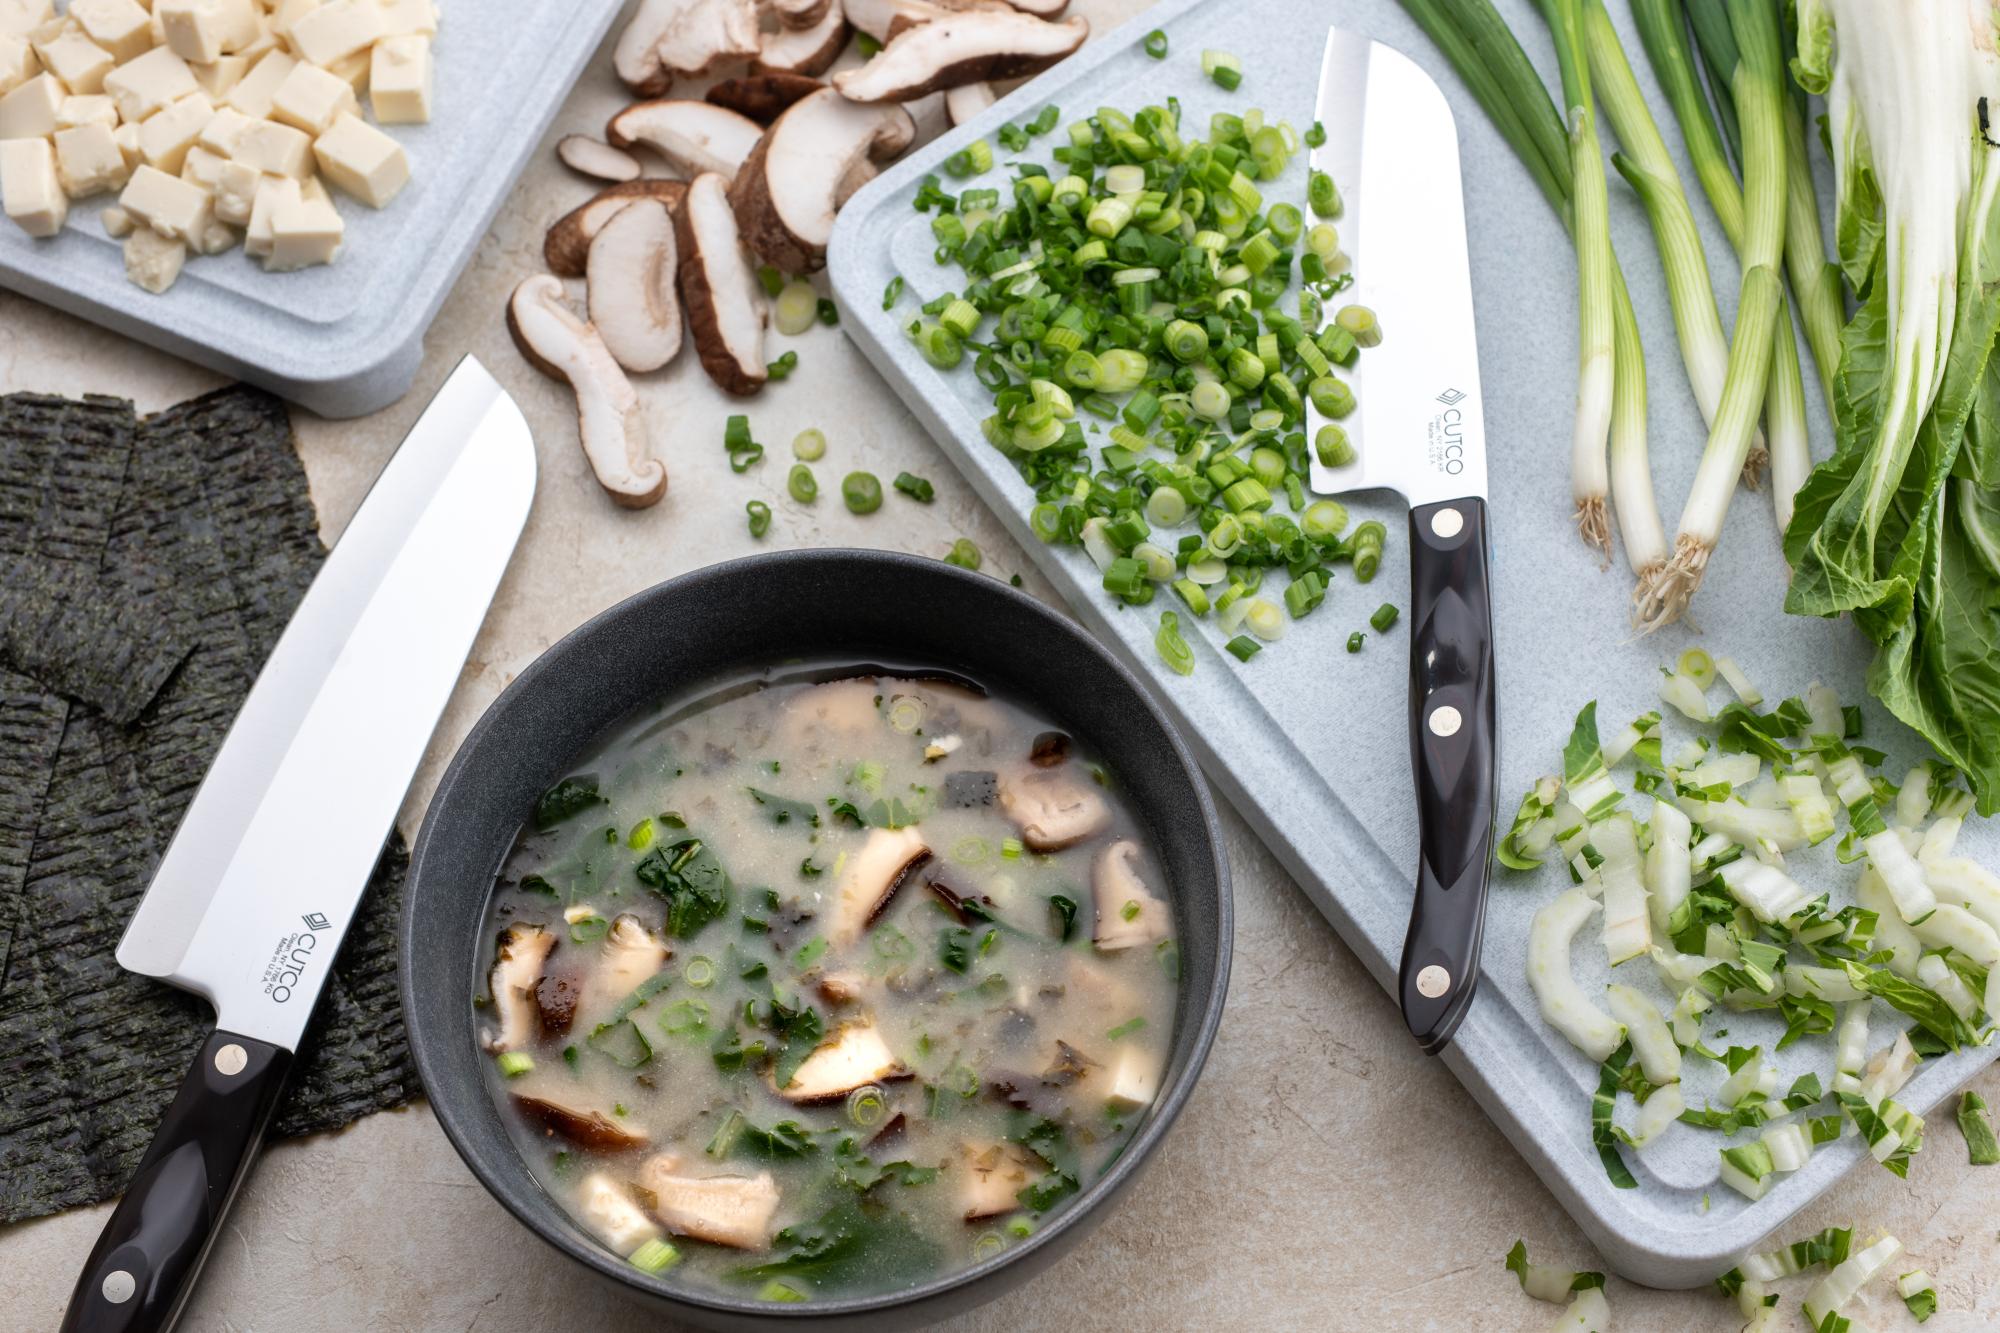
[1,1,1997,1328]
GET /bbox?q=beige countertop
[2,4,1995,1328]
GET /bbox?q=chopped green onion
[944,139,994,177]
[774,279,818,335]
[496,1052,533,1078]
[745,500,771,538]
[1307,170,1341,218]
[758,1280,808,1304]
[944,538,982,570]
[788,464,817,504]
[1346,631,1365,653]
[1315,423,1355,467]
[1308,375,1355,418]
[1225,634,1261,662]
[766,350,798,380]
[1143,28,1168,58]
[683,955,715,988]
[791,428,826,461]
[894,471,936,502]
[628,1238,681,1274]
[756,265,785,298]
[1156,610,1195,675]
[1334,303,1381,347]
[1301,498,1347,538]
[816,297,839,325]
[881,275,903,310]
[1350,520,1385,582]
[842,471,883,514]
[1369,602,1399,632]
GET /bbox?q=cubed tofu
[242,168,293,255]
[310,109,402,206]
[57,93,118,127]
[267,57,349,132]
[137,90,213,173]
[284,0,377,66]
[230,114,308,175]
[119,161,213,239]
[157,0,258,63]
[188,53,247,97]
[112,118,140,166]
[375,0,435,38]
[123,224,186,291]
[264,180,338,269]
[0,69,61,138]
[0,34,38,99]
[54,120,129,195]
[367,32,425,123]
[104,45,198,121]
[179,139,225,188]
[322,45,365,90]
[0,0,56,41]
[221,45,290,116]
[195,101,253,154]
[208,152,254,221]
[0,135,65,236]
[100,202,132,235]
[33,27,114,94]
[70,0,152,63]
[1105,1047,1161,1112]
[233,19,276,62]
[268,0,319,45]
[191,211,235,253]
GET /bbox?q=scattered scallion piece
[1143,28,1168,59]
[745,500,772,538]
[496,1052,533,1078]
[766,350,798,381]
[894,471,936,502]
[722,415,763,472]
[816,297,839,325]
[881,275,903,310]
[791,428,826,461]
[1224,634,1260,662]
[1201,49,1242,91]
[842,471,883,514]
[787,464,817,504]
[944,538,981,570]
[629,1238,681,1274]
[756,265,784,298]
[758,1279,808,1303]
[1346,631,1365,653]
[1369,602,1399,632]
[1156,610,1195,675]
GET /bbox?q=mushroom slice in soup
[776,675,881,751]
[637,1155,781,1249]
[485,923,557,1052]
[578,1173,662,1254]
[830,825,931,944]
[1091,840,1171,951]
[514,1093,651,1152]
[1000,769,1109,851]
[775,1023,910,1103]
[590,913,670,1013]
[956,1139,1041,1221]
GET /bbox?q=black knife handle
[1399,497,1498,1054]
[61,1030,291,1333]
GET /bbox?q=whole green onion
[842,471,883,514]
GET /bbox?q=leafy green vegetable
[1048,893,1079,941]
[1959,1090,1999,1166]
[747,788,820,828]
[586,1019,652,1068]
[534,774,603,830]
[635,835,731,938]
[939,926,973,974]
[730,1197,940,1287]
[832,1136,940,1191]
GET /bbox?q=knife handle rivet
[1416,965,1452,999]
[101,1270,136,1304]
[214,1043,248,1077]
[1427,703,1462,739]
[1430,506,1464,540]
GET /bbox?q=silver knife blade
[117,355,535,1051]
[1308,29,1488,508]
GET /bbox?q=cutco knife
[1309,31,1496,1054]
[61,356,536,1332]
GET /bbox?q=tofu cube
[0,34,39,99]
[367,33,426,124]
[191,211,236,253]
[112,118,140,166]
[322,45,365,91]
[179,140,225,189]
[53,120,129,195]
[157,0,259,63]
[70,0,153,63]
[285,0,379,67]
[269,0,320,45]
[375,0,436,38]
[195,102,253,154]
[1105,1048,1160,1112]
[104,45,198,122]
[208,152,255,221]
[310,109,402,206]
[100,202,132,235]
[0,69,61,137]
[229,114,309,175]
[57,93,119,128]
[0,0,56,41]
[118,161,213,239]
[233,14,277,62]
[243,169,294,256]
[188,53,248,98]
[123,224,186,292]
[268,57,349,132]
[264,180,339,269]
[33,27,114,94]
[222,45,290,116]
[0,135,65,236]
[137,90,213,173]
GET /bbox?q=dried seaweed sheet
[0,387,417,1225]
[0,564,191,725]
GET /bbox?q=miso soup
[475,668,1179,1302]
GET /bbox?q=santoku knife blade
[62,355,536,1333]
[1308,29,1497,1054]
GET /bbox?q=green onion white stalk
[1635,0,1787,629]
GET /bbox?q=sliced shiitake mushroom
[1091,838,1171,950]
[674,172,768,396]
[728,87,916,273]
[834,10,1088,103]
[944,80,996,126]
[590,912,672,1008]
[999,767,1108,850]
[615,0,760,94]
[775,1024,912,1102]
[751,0,848,76]
[841,0,1007,44]
[544,178,687,278]
[587,199,684,374]
[637,1155,781,1249]
[705,72,824,124]
[514,1093,651,1151]
[558,135,643,183]
[608,99,764,183]
[999,0,1066,16]
[484,923,556,1052]
[507,274,668,508]
[957,1139,1039,1220]
[762,0,833,30]
[829,825,931,943]
[614,0,696,95]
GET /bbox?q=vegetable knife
[60,356,536,1333]
[1308,30,1495,1054]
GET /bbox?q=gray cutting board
[828,0,1999,1288]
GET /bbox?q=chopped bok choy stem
[1803,1233,1903,1328]
[1529,888,1624,1062]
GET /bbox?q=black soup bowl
[400,548,1232,1330]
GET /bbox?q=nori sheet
[0,386,418,1225]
